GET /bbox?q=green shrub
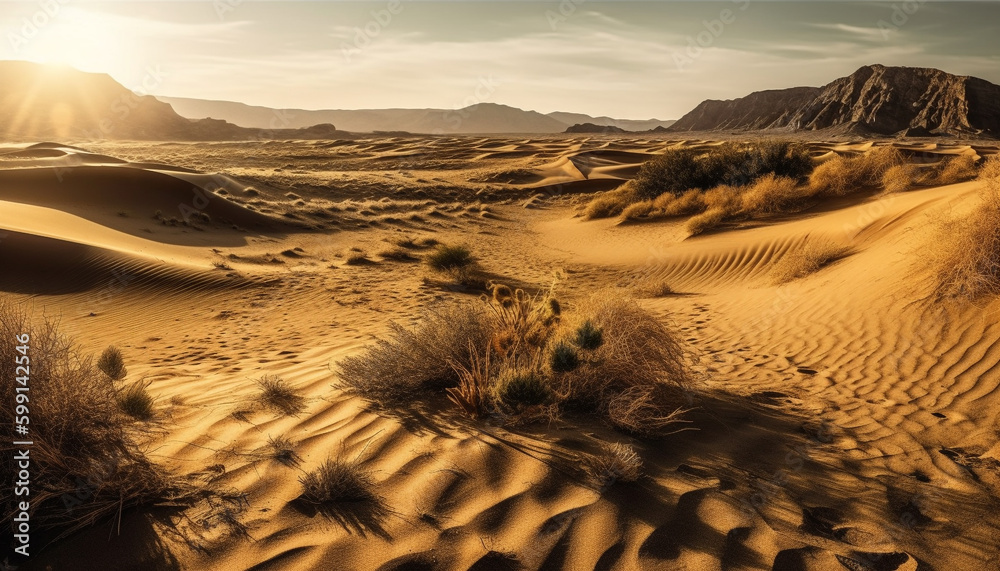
[574,320,603,350]
[549,341,580,373]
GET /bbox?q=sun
[15,7,140,76]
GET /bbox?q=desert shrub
[935,155,978,185]
[584,183,637,220]
[556,297,690,437]
[938,161,1000,298]
[491,365,550,409]
[485,285,561,357]
[606,386,691,437]
[981,154,1000,190]
[344,252,370,265]
[299,458,377,505]
[881,164,919,194]
[770,240,851,284]
[620,200,655,221]
[656,188,706,217]
[378,247,418,262]
[337,303,494,405]
[582,442,643,487]
[702,184,743,216]
[740,174,803,214]
[337,288,691,436]
[256,375,305,415]
[427,244,474,272]
[97,345,127,381]
[116,381,155,420]
[549,341,580,372]
[267,435,300,467]
[637,280,674,297]
[573,320,603,350]
[810,146,905,196]
[685,208,727,236]
[0,303,181,542]
[632,141,812,201]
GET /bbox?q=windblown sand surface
[3,137,1000,571]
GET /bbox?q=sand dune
[4,138,1000,571]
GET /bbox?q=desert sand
[3,136,1000,571]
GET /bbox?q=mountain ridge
[669,64,1000,137]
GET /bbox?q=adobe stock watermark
[340,0,405,63]
[6,0,73,54]
[546,0,587,31]
[878,0,927,40]
[673,0,750,71]
[213,0,244,20]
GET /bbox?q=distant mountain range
[157,96,675,135]
[3,60,999,140]
[0,61,351,141]
[669,64,1000,137]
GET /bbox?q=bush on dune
[938,155,1000,298]
[810,146,905,196]
[935,154,979,185]
[0,303,182,542]
[770,240,851,284]
[336,288,692,438]
[585,141,812,220]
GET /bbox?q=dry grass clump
[378,246,418,262]
[116,381,155,420]
[256,375,306,415]
[739,174,803,213]
[934,155,978,185]
[344,251,371,265]
[770,240,851,284]
[97,345,127,380]
[299,457,377,507]
[810,146,904,196]
[0,303,182,542]
[338,289,691,437]
[938,157,1000,298]
[427,244,474,272]
[266,435,301,467]
[637,279,675,298]
[585,183,637,220]
[337,303,494,405]
[582,442,643,488]
[881,164,919,194]
[588,141,812,220]
[685,208,727,236]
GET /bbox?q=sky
[1,1,999,119]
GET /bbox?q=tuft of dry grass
[266,435,301,467]
[97,345,128,381]
[299,457,377,506]
[637,279,675,298]
[582,442,643,488]
[770,240,851,284]
[0,303,184,542]
[810,146,904,196]
[685,208,727,236]
[257,375,306,415]
[740,174,803,214]
[935,155,978,185]
[344,251,371,265]
[881,164,919,194]
[937,156,1000,298]
[585,183,637,220]
[116,380,155,420]
[378,246,419,262]
[337,303,494,405]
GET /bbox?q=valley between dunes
[3,137,1000,571]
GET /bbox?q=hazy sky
[2,1,998,119]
